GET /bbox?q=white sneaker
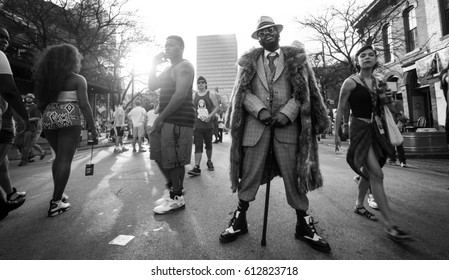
[367,194,378,209]
[62,193,69,203]
[401,162,407,168]
[48,200,71,217]
[153,195,185,214]
[154,189,170,206]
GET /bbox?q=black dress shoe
[295,215,331,253]
[219,210,248,243]
[0,205,8,221]
[5,197,26,212]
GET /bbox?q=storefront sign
[416,47,449,84]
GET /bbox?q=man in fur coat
[219,16,331,253]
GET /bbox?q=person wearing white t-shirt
[127,100,147,152]
[112,102,128,153]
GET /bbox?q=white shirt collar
[264,48,280,59]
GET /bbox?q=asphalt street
[1,134,448,260]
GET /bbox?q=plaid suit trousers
[238,126,309,211]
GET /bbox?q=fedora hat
[251,16,283,39]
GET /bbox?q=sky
[125,0,372,84]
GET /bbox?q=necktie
[267,53,278,74]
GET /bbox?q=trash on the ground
[108,235,135,246]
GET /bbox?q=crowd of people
[1,14,427,252]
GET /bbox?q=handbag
[383,105,404,146]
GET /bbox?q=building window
[440,0,449,36]
[403,6,418,52]
[382,24,393,63]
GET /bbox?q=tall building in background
[196,34,238,106]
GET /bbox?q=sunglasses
[197,81,206,84]
[0,33,10,41]
[257,26,277,37]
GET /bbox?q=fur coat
[226,46,330,194]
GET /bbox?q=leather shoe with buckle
[219,210,248,243]
[295,215,331,253]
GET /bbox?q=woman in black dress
[334,45,411,241]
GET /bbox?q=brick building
[355,0,449,131]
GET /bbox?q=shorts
[150,122,193,169]
[145,125,153,135]
[42,101,84,130]
[193,127,213,153]
[115,126,124,137]
[132,125,145,138]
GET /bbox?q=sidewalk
[318,135,449,176]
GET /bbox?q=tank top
[348,82,373,119]
[193,91,214,129]
[57,90,78,102]
[158,60,195,127]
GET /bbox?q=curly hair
[33,43,82,111]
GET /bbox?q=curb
[318,139,449,176]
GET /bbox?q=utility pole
[321,42,327,104]
[131,69,135,108]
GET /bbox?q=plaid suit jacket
[228,46,329,193]
[242,49,300,146]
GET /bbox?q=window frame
[439,0,449,36]
[403,6,418,53]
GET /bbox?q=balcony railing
[4,37,36,64]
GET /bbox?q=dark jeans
[390,143,406,163]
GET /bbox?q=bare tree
[295,0,405,74]
[0,0,154,104]
[1,0,136,51]
[310,56,353,106]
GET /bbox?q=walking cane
[261,63,276,246]
[261,122,274,247]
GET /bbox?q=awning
[415,47,449,84]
